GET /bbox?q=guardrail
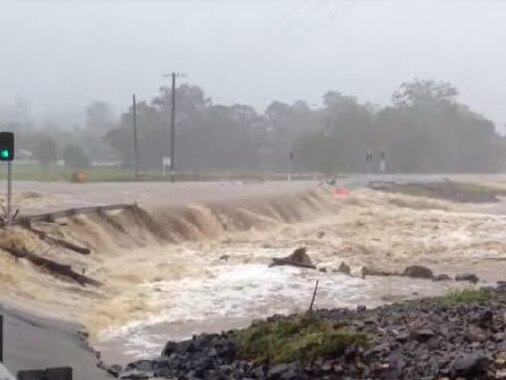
[12,204,137,228]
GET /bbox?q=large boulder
[403,265,433,279]
[269,247,316,269]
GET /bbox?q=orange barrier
[334,187,350,197]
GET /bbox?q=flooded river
[0,178,504,365]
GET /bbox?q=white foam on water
[98,261,456,361]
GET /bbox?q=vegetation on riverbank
[440,288,492,304]
[236,314,368,364]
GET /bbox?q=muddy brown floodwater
[0,178,504,365]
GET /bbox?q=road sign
[0,132,14,161]
[162,156,172,167]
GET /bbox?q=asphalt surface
[6,174,506,215]
[1,303,112,380]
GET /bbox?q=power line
[265,0,359,48]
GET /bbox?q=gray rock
[338,262,351,275]
[269,247,316,269]
[451,352,488,377]
[467,325,489,342]
[106,364,122,377]
[251,366,266,378]
[162,341,178,356]
[395,333,410,343]
[403,265,433,279]
[362,266,398,277]
[267,363,289,378]
[411,328,435,342]
[321,361,333,372]
[432,274,452,281]
[455,272,480,283]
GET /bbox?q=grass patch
[440,288,491,304]
[236,314,368,364]
[0,163,321,182]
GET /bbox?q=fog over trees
[1,78,505,174]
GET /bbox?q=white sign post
[162,156,172,175]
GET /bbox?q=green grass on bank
[236,314,368,364]
[440,288,492,305]
[0,163,322,183]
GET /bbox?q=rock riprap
[115,285,506,380]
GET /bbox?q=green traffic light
[0,150,9,159]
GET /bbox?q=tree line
[2,78,505,174]
[107,79,506,174]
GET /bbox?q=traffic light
[0,132,14,161]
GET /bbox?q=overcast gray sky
[1,0,506,128]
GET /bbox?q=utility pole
[132,94,139,180]
[170,73,176,181]
[288,150,294,182]
[163,72,186,182]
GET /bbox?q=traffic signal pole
[6,162,11,226]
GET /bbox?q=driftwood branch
[0,245,100,286]
[27,227,91,255]
[308,280,319,313]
